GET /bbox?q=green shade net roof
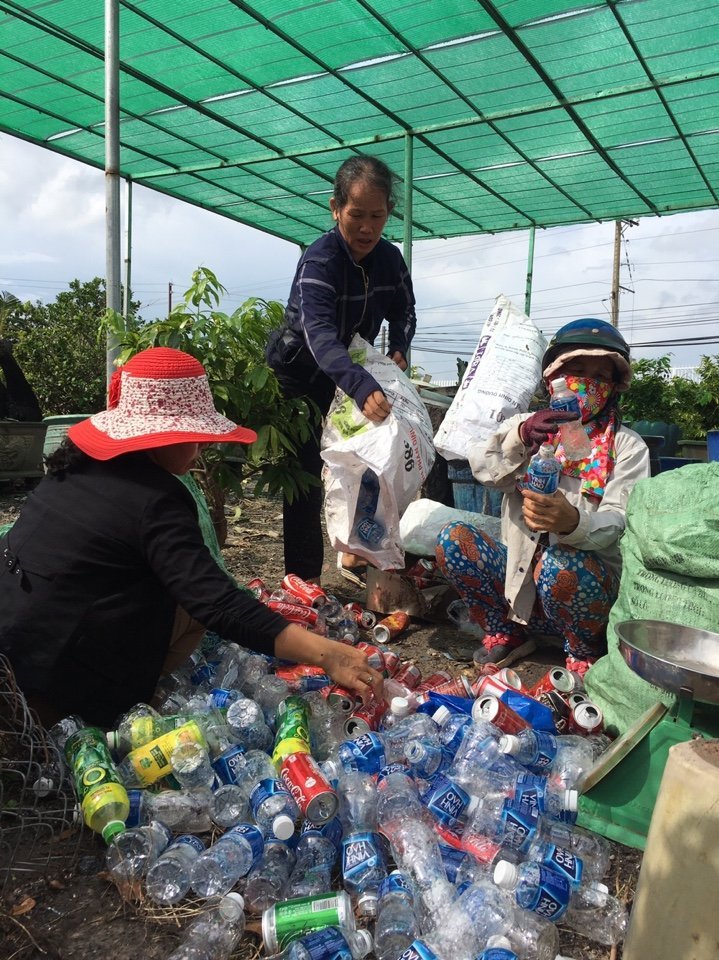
[2,0,719,245]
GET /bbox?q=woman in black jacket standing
[0,347,383,727]
[266,154,417,585]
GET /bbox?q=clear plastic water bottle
[493,860,627,945]
[432,707,473,757]
[191,823,265,898]
[419,773,478,830]
[446,599,485,639]
[337,771,378,832]
[549,377,592,460]
[382,818,454,933]
[105,819,172,882]
[379,696,411,732]
[211,784,250,830]
[237,654,270,697]
[145,834,206,904]
[287,816,342,898]
[248,767,299,841]
[167,892,246,960]
[243,838,296,914]
[212,641,251,690]
[374,870,419,960]
[537,820,611,881]
[254,675,291,728]
[278,927,374,960]
[476,935,517,959]
[225,698,274,752]
[448,724,521,795]
[353,469,380,524]
[404,738,449,780]
[499,730,609,782]
[526,442,562,496]
[376,766,428,830]
[126,786,214,833]
[171,740,217,791]
[32,713,85,795]
[464,789,540,855]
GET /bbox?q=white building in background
[670,367,700,381]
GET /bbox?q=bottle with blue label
[549,377,592,461]
[353,469,389,549]
[338,770,387,915]
[493,859,627,944]
[419,773,477,830]
[466,789,540,854]
[145,834,207,904]
[278,926,374,960]
[190,822,265,898]
[374,871,419,960]
[477,936,518,960]
[526,441,562,495]
[125,786,213,833]
[537,820,611,881]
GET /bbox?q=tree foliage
[622,354,719,438]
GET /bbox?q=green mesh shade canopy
[2,0,718,244]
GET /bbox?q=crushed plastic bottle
[243,838,296,914]
[191,823,265,898]
[145,834,206,904]
[374,870,419,960]
[105,819,172,883]
[167,892,246,960]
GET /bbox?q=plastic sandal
[472,633,537,670]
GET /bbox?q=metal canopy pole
[105,0,122,389]
[123,177,133,319]
[524,224,536,316]
[403,132,413,368]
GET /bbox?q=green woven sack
[586,463,719,736]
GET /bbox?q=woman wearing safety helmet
[436,318,651,679]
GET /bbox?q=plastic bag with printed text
[321,336,435,571]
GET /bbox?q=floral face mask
[556,375,614,423]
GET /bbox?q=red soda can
[416,670,452,693]
[267,600,319,627]
[343,697,387,737]
[274,664,328,692]
[280,752,338,823]
[471,695,530,734]
[403,560,437,589]
[246,576,270,602]
[567,700,604,736]
[282,574,327,609]
[528,666,577,699]
[322,684,360,714]
[394,661,422,690]
[355,641,386,672]
[416,675,473,704]
[567,691,589,710]
[377,646,401,678]
[536,689,571,733]
[343,602,377,630]
[472,671,522,699]
[373,611,411,644]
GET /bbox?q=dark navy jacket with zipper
[266,226,416,409]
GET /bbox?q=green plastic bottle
[64,726,129,843]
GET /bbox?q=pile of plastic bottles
[51,575,627,960]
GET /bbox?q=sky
[2,133,718,385]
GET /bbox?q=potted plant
[102,267,318,542]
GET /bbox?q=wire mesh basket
[0,655,83,893]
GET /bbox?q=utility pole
[168,281,173,316]
[610,219,638,328]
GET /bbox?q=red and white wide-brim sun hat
[68,347,257,460]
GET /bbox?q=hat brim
[67,417,257,461]
[543,347,632,392]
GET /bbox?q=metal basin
[616,619,719,704]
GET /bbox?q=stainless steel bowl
[616,619,719,704]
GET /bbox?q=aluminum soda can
[472,694,531,734]
[566,691,590,710]
[355,641,386,672]
[274,664,329,692]
[377,645,401,678]
[373,611,411,644]
[567,700,605,735]
[416,675,473,704]
[281,573,328,608]
[416,670,452,692]
[272,695,312,765]
[394,661,422,690]
[280,752,338,823]
[246,576,270,601]
[322,684,360,714]
[343,697,387,737]
[472,672,519,699]
[403,560,437,589]
[343,601,377,629]
[528,666,577,698]
[267,600,319,627]
[536,689,571,733]
[262,890,354,953]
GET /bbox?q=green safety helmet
[542,318,632,391]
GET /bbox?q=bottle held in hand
[549,378,592,460]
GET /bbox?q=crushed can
[535,689,571,733]
[343,602,377,629]
[472,669,523,699]
[394,661,423,690]
[246,576,270,602]
[527,666,578,698]
[322,684,361,714]
[355,641,386,672]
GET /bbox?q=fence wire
[0,655,83,894]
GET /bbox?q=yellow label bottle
[116,720,206,788]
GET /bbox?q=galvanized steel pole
[123,177,133,319]
[524,225,536,316]
[403,132,413,369]
[105,0,122,389]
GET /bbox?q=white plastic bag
[321,337,435,570]
[399,498,503,557]
[434,295,546,461]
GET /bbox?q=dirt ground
[0,484,641,960]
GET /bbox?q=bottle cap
[353,928,374,956]
[499,734,519,755]
[272,814,295,841]
[106,731,117,750]
[551,377,567,390]
[220,892,245,920]
[431,705,451,726]
[565,789,578,813]
[390,697,410,717]
[101,820,126,844]
[493,860,519,888]
[357,891,378,917]
[485,936,513,950]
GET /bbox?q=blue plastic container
[446,461,502,517]
[658,457,702,473]
[706,430,719,462]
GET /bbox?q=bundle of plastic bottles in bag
[54,573,627,960]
